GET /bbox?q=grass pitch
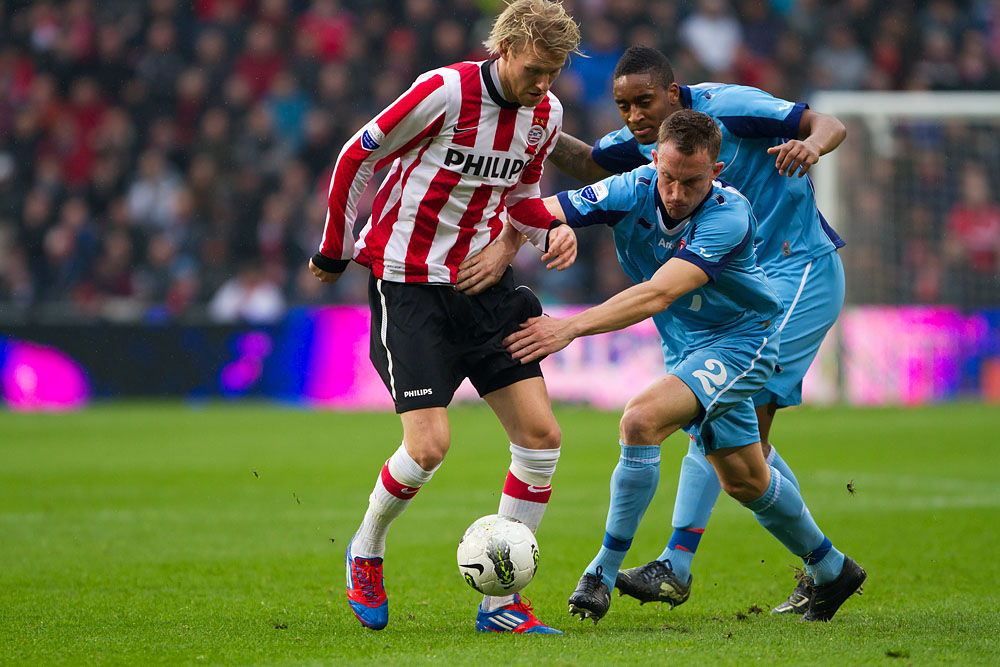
[2,402,998,665]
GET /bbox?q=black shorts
[368,268,544,413]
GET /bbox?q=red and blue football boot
[345,537,388,630]
[475,594,562,634]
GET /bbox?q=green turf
[2,402,998,665]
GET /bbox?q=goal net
[810,92,1000,308]
[807,93,1000,404]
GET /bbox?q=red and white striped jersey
[319,59,562,284]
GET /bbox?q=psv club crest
[526,124,544,146]
[525,115,548,155]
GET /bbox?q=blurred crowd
[1,0,998,323]
[838,116,1000,307]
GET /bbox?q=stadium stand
[0,0,998,322]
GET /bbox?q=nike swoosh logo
[459,562,484,574]
[454,126,476,134]
[399,486,418,494]
[696,248,715,258]
[527,485,551,493]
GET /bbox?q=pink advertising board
[300,305,840,409]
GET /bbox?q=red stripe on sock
[675,545,693,553]
[380,460,421,500]
[687,528,706,534]
[502,470,551,503]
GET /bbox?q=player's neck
[493,58,517,104]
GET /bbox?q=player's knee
[718,475,768,504]
[619,404,670,447]
[515,420,561,450]
[409,443,448,470]
[404,433,450,470]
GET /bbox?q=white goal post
[809,91,1000,245]
[808,91,1000,305]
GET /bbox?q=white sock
[484,443,560,612]
[352,442,437,559]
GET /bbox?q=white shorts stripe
[705,335,770,414]
[376,278,397,400]
[776,260,812,334]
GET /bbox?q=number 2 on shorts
[692,359,727,395]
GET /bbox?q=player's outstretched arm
[548,132,615,183]
[766,109,847,178]
[504,257,708,363]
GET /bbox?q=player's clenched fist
[309,257,344,284]
[542,224,577,271]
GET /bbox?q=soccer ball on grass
[457,514,538,595]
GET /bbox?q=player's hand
[309,257,344,284]
[456,241,514,294]
[541,225,577,271]
[503,315,573,363]
[767,139,820,178]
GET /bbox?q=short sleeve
[592,128,650,174]
[674,204,753,281]
[710,85,806,140]
[556,169,647,228]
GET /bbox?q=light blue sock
[765,444,799,490]
[744,466,845,585]
[657,438,721,582]
[586,442,660,593]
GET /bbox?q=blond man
[311,0,581,633]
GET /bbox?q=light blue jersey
[557,166,782,354]
[592,83,847,407]
[557,167,783,450]
[591,83,845,268]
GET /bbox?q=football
[456,514,538,595]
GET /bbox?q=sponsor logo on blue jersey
[581,183,609,203]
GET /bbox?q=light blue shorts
[754,251,845,408]
[670,325,780,454]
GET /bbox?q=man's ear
[712,161,724,179]
[667,82,681,106]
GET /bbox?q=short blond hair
[484,0,582,59]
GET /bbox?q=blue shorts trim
[756,251,844,408]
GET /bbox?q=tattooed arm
[547,132,614,183]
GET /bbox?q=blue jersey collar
[679,85,693,109]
